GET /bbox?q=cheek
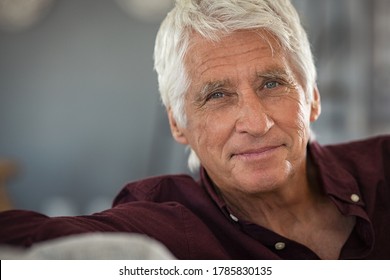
[272,96,311,138]
[187,111,234,155]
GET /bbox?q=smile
[231,145,283,160]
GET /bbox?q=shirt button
[229,213,239,222]
[274,242,286,250]
[350,194,360,203]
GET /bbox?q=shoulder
[311,135,390,166]
[310,135,390,193]
[326,135,390,152]
[113,174,202,206]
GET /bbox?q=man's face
[169,30,320,196]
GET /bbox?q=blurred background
[0,0,389,216]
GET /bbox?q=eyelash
[206,91,225,101]
[263,80,281,89]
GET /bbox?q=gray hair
[154,0,317,172]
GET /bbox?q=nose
[235,91,274,136]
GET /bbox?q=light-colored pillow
[0,233,175,260]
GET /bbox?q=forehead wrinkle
[193,44,272,77]
[197,46,267,67]
[198,63,233,78]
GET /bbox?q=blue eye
[264,81,280,89]
[208,92,225,100]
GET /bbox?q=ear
[310,85,321,122]
[167,108,189,145]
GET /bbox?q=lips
[231,145,283,159]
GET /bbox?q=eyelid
[263,80,281,89]
[205,90,227,101]
[261,75,290,88]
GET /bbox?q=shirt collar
[199,167,236,221]
[309,141,365,209]
[200,167,227,210]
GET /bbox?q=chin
[234,170,288,194]
[247,181,283,194]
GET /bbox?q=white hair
[154,0,317,172]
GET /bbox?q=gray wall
[1,0,389,215]
[0,0,188,215]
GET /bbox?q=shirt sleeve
[0,201,222,259]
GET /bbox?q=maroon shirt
[0,136,389,259]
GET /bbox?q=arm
[0,202,187,246]
[0,201,218,259]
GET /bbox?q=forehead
[184,30,288,84]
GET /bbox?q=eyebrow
[195,79,232,103]
[256,68,292,80]
[256,67,298,89]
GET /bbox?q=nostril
[235,111,274,137]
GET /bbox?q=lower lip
[232,146,282,161]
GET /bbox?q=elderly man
[0,0,389,259]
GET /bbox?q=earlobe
[167,108,189,145]
[310,85,321,122]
